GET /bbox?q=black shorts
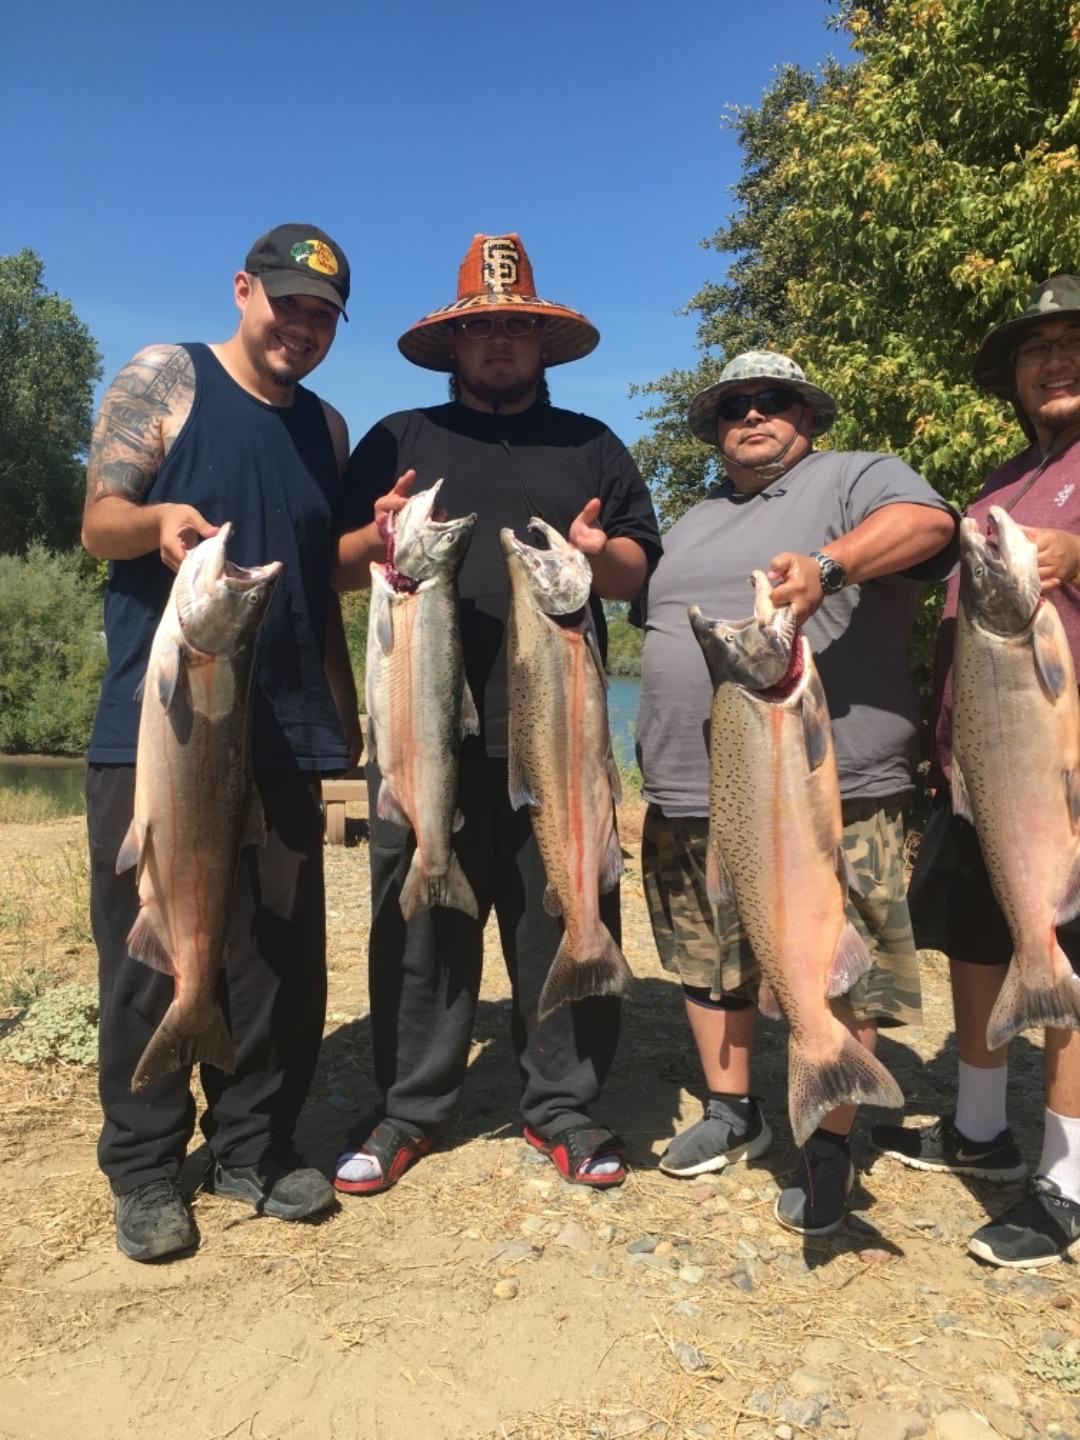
[909,798,1080,973]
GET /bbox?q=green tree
[0,250,102,554]
[635,0,1080,525]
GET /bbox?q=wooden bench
[322,716,370,845]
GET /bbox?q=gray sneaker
[209,1156,335,1220]
[774,1131,855,1236]
[659,1097,772,1178]
[968,1177,1080,1269]
[115,1178,196,1262]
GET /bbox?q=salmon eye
[247,592,261,606]
[973,564,985,580]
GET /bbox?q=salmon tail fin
[537,927,633,1022]
[986,953,1080,1049]
[399,850,478,921]
[787,1030,904,1149]
[130,999,236,1094]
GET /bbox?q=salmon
[690,572,903,1147]
[501,518,631,1020]
[953,505,1080,1046]
[118,524,282,1094]
[366,481,479,920]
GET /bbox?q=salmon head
[689,569,798,692]
[173,523,283,656]
[959,505,1041,637]
[499,518,592,617]
[389,480,477,584]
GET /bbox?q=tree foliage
[634,0,1080,526]
[0,250,102,555]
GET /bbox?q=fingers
[159,505,218,571]
[391,468,417,498]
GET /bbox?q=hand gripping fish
[689,572,903,1148]
[501,518,632,1020]
[119,524,282,1094]
[366,481,479,920]
[953,505,1080,1046]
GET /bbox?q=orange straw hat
[398,233,600,372]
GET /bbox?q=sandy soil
[0,812,1077,1440]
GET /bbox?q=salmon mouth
[501,519,592,616]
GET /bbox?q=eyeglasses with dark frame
[455,315,541,340]
[716,387,802,422]
[1012,333,1080,369]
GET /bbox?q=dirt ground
[0,810,1078,1440]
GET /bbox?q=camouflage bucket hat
[973,274,1080,397]
[687,351,837,446]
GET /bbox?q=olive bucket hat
[973,274,1080,398]
[687,351,837,446]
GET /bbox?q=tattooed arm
[81,344,218,570]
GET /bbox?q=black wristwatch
[810,549,846,594]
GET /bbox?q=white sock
[336,1151,382,1184]
[955,1059,1008,1142]
[582,1156,622,1177]
[1038,1107,1080,1204]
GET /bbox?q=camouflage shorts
[641,798,922,1028]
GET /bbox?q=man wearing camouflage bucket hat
[635,348,957,1235]
[331,234,661,1196]
[873,275,1080,1268]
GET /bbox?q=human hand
[1021,526,1080,592]
[766,551,825,623]
[341,712,364,769]
[157,504,219,571]
[569,497,608,557]
[374,469,417,544]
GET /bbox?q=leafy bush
[1027,1347,1080,1395]
[0,982,98,1067]
[0,545,105,754]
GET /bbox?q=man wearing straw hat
[873,275,1080,1268]
[333,234,661,1195]
[635,351,956,1235]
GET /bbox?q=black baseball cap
[244,223,350,320]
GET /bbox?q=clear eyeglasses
[1014,333,1080,368]
[456,315,540,340]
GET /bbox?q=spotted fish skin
[501,518,630,1021]
[953,505,1080,1047]
[690,571,903,1147]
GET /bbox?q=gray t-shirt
[636,450,956,815]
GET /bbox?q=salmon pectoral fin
[606,751,623,806]
[1033,605,1071,700]
[376,779,410,828]
[705,845,736,909]
[800,669,832,773]
[1056,852,1080,925]
[788,1031,904,1148]
[986,953,1080,1049]
[130,999,236,1094]
[115,817,147,875]
[542,883,563,918]
[836,845,868,900]
[460,682,480,738]
[537,926,633,1022]
[758,983,784,1021]
[156,641,184,711]
[825,921,874,999]
[507,750,537,811]
[126,909,175,976]
[240,784,267,849]
[399,849,478,921]
[950,763,974,824]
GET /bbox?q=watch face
[813,551,845,593]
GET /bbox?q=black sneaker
[115,1178,196,1262]
[869,1114,1026,1181]
[774,1131,854,1236]
[208,1155,335,1220]
[968,1177,1080,1269]
[659,1096,772,1178]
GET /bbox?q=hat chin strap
[728,404,809,482]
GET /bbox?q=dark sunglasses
[716,387,801,421]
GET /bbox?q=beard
[465,372,538,408]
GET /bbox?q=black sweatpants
[89,764,328,1194]
[365,750,622,1137]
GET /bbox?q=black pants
[89,764,328,1194]
[366,751,622,1137]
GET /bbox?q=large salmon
[690,572,903,1148]
[366,481,479,920]
[119,524,282,1094]
[953,505,1080,1046]
[501,518,631,1020]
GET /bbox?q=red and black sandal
[523,1123,628,1188]
[334,1117,437,1196]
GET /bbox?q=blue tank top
[88,342,348,771]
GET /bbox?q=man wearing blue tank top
[82,224,360,1261]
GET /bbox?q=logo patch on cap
[483,238,519,292]
[290,240,339,277]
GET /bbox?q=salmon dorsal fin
[1033,604,1071,700]
[800,668,832,773]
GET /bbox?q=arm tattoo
[86,346,195,505]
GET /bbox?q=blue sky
[7,1,847,449]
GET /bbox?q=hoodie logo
[1055,483,1075,508]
